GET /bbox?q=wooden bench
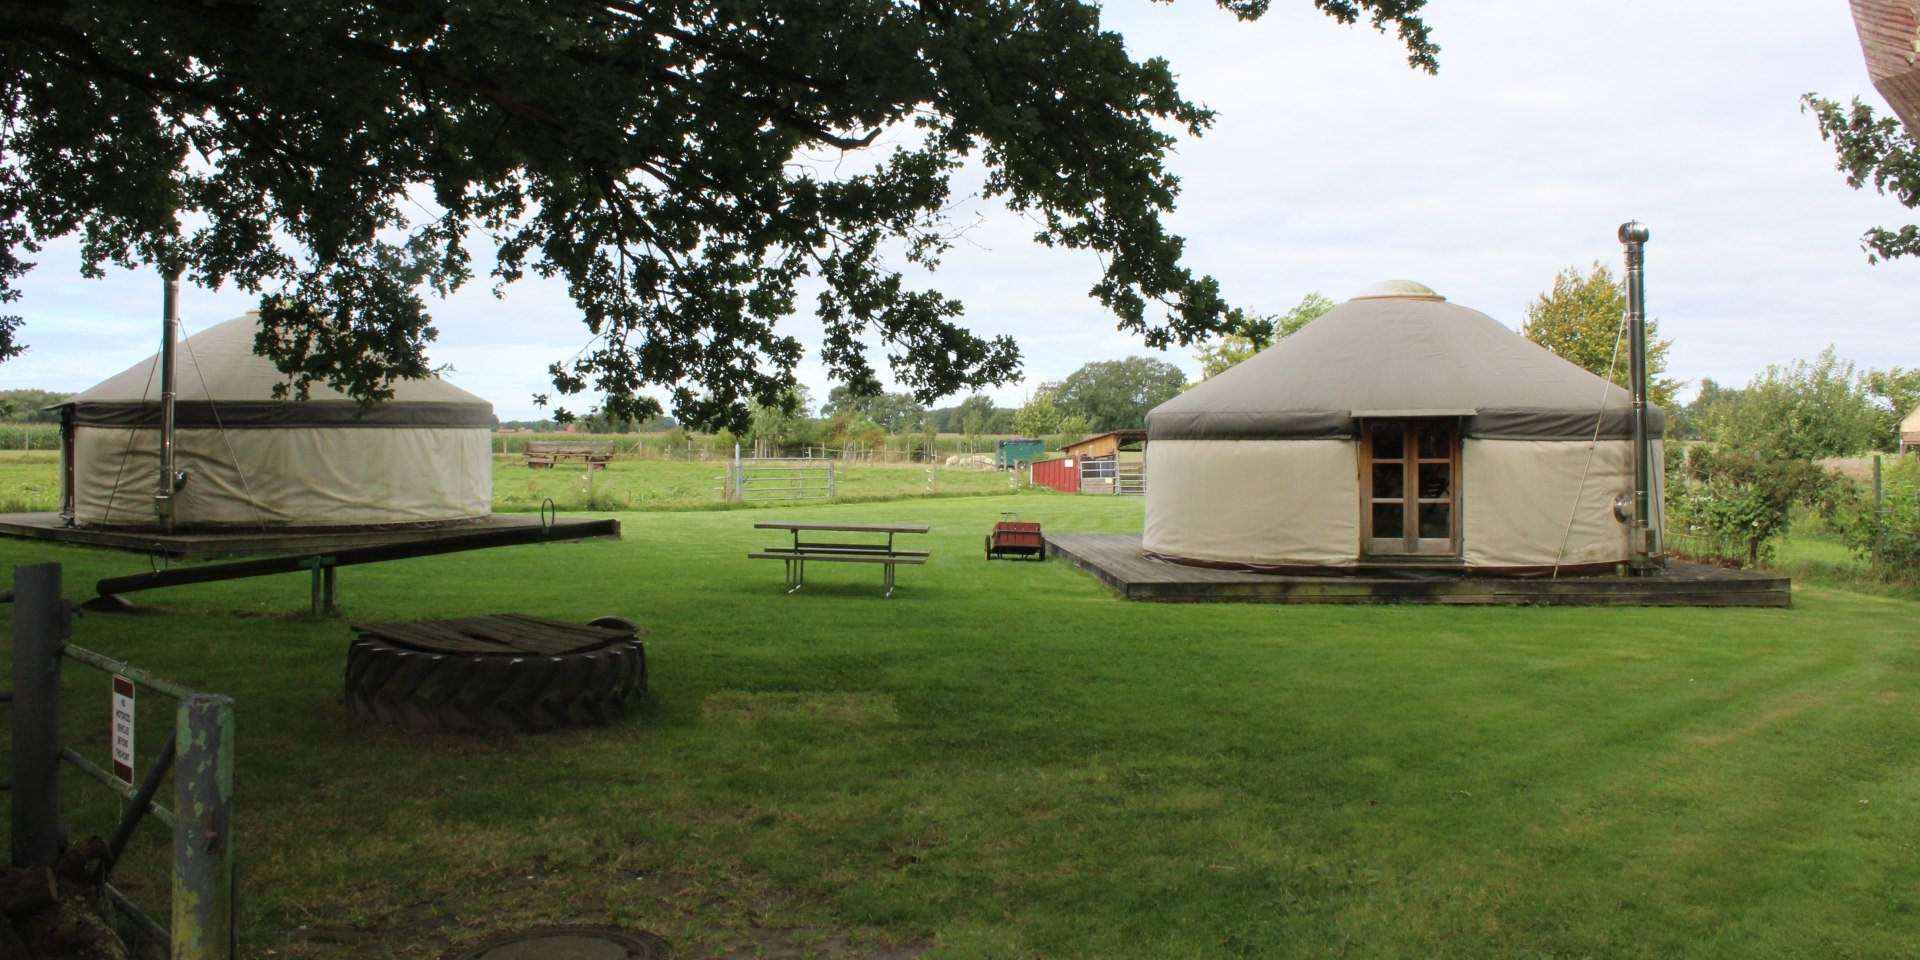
[751,522,931,597]
[524,441,616,470]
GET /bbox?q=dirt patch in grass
[1683,687,1832,749]
[702,691,898,726]
[714,899,932,960]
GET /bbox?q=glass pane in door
[1371,423,1403,460]
[1372,463,1405,499]
[1372,503,1404,539]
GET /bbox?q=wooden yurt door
[1360,419,1460,558]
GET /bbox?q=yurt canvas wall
[60,313,494,528]
[1144,282,1663,573]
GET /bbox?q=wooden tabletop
[755,522,930,534]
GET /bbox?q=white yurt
[56,312,494,529]
[1144,281,1663,574]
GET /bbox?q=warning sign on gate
[111,675,135,787]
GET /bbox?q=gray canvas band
[66,400,495,429]
[1147,406,1661,442]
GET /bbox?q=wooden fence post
[172,694,236,960]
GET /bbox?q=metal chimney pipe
[1618,221,1659,572]
[156,271,181,531]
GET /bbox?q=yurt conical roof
[63,312,492,428]
[1148,281,1660,441]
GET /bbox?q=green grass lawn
[3,492,1918,958]
[0,450,61,512]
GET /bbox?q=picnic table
[749,521,931,597]
[524,440,616,469]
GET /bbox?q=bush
[1665,446,1831,567]
[1824,455,1920,580]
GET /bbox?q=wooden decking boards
[0,512,618,560]
[1044,534,1790,607]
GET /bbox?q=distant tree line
[0,389,72,423]
[713,353,1193,457]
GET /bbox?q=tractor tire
[344,628,646,735]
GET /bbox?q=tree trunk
[0,868,57,916]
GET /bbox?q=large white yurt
[1144,281,1663,574]
[56,312,494,529]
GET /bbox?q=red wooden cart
[985,514,1045,561]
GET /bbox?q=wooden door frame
[1357,418,1463,559]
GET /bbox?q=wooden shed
[1901,402,1920,453]
[1061,430,1146,461]
[1061,430,1147,496]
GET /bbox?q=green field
[2,484,1918,959]
[491,453,1022,512]
[0,450,1025,515]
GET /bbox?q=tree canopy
[0,388,71,422]
[1191,293,1334,381]
[1521,262,1679,409]
[1052,355,1186,431]
[818,385,925,434]
[0,0,1437,430]
[1697,348,1887,460]
[1803,94,1920,262]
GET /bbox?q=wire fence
[487,431,1054,463]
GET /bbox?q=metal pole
[10,563,69,868]
[156,271,183,532]
[172,694,236,960]
[1873,454,1884,567]
[1619,221,1659,573]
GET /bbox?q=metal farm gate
[7,563,237,959]
[1077,457,1146,496]
[725,446,836,503]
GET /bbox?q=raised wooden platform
[0,512,618,560]
[1045,534,1791,606]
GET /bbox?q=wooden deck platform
[1045,534,1791,606]
[0,512,619,560]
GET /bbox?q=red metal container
[1029,458,1079,493]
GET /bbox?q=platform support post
[305,559,337,618]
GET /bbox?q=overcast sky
[4,0,1915,421]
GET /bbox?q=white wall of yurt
[1142,437,1663,569]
